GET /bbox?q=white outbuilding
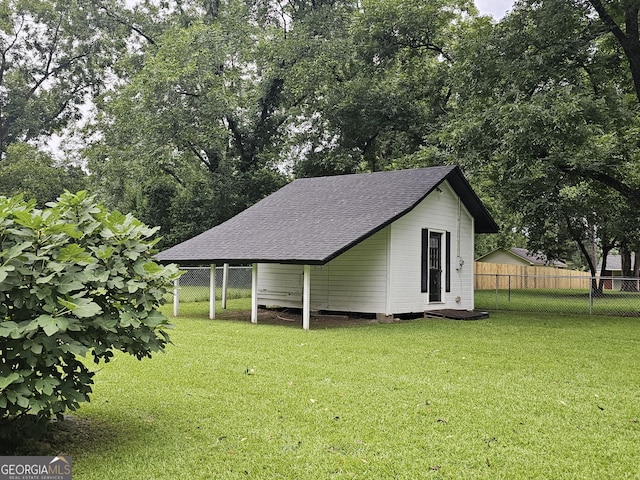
[157,166,498,328]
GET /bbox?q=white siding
[257,228,389,313]
[389,180,475,313]
[256,264,303,309]
[312,228,388,313]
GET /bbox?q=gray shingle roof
[156,166,498,265]
[510,248,567,268]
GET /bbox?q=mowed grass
[476,288,640,316]
[169,285,251,303]
[54,303,640,479]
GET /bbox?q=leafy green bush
[0,191,180,426]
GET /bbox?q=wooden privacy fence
[474,262,591,290]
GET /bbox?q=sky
[124,0,515,21]
[475,0,514,19]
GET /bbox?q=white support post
[251,263,258,324]
[173,278,179,317]
[303,264,311,330]
[210,264,216,320]
[222,263,229,309]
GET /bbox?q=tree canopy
[0,0,131,154]
[0,0,637,273]
[435,0,640,274]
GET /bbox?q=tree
[585,0,640,287]
[85,0,482,245]
[0,191,180,451]
[287,0,478,176]
[533,0,640,211]
[84,2,291,244]
[0,0,132,157]
[436,0,640,279]
[588,0,640,105]
[0,143,86,205]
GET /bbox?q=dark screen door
[429,232,442,302]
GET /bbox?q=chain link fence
[475,274,640,316]
[173,267,640,317]
[175,266,252,303]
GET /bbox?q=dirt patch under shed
[206,307,487,328]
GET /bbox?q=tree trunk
[573,230,603,296]
[620,245,638,291]
[598,244,613,293]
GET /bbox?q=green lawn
[171,286,251,303]
[46,303,640,479]
[476,288,640,316]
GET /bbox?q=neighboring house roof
[476,247,567,268]
[509,247,567,267]
[156,165,498,265]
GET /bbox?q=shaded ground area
[216,307,392,328]
[214,307,487,328]
[425,309,490,320]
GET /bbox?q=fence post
[222,263,229,309]
[303,264,311,330]
[173,278,179,317]
[589,276,593,315]
[251,263,258,324]
[508,275,511,303]
[495,274,499,310]
[210,264,216,320]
